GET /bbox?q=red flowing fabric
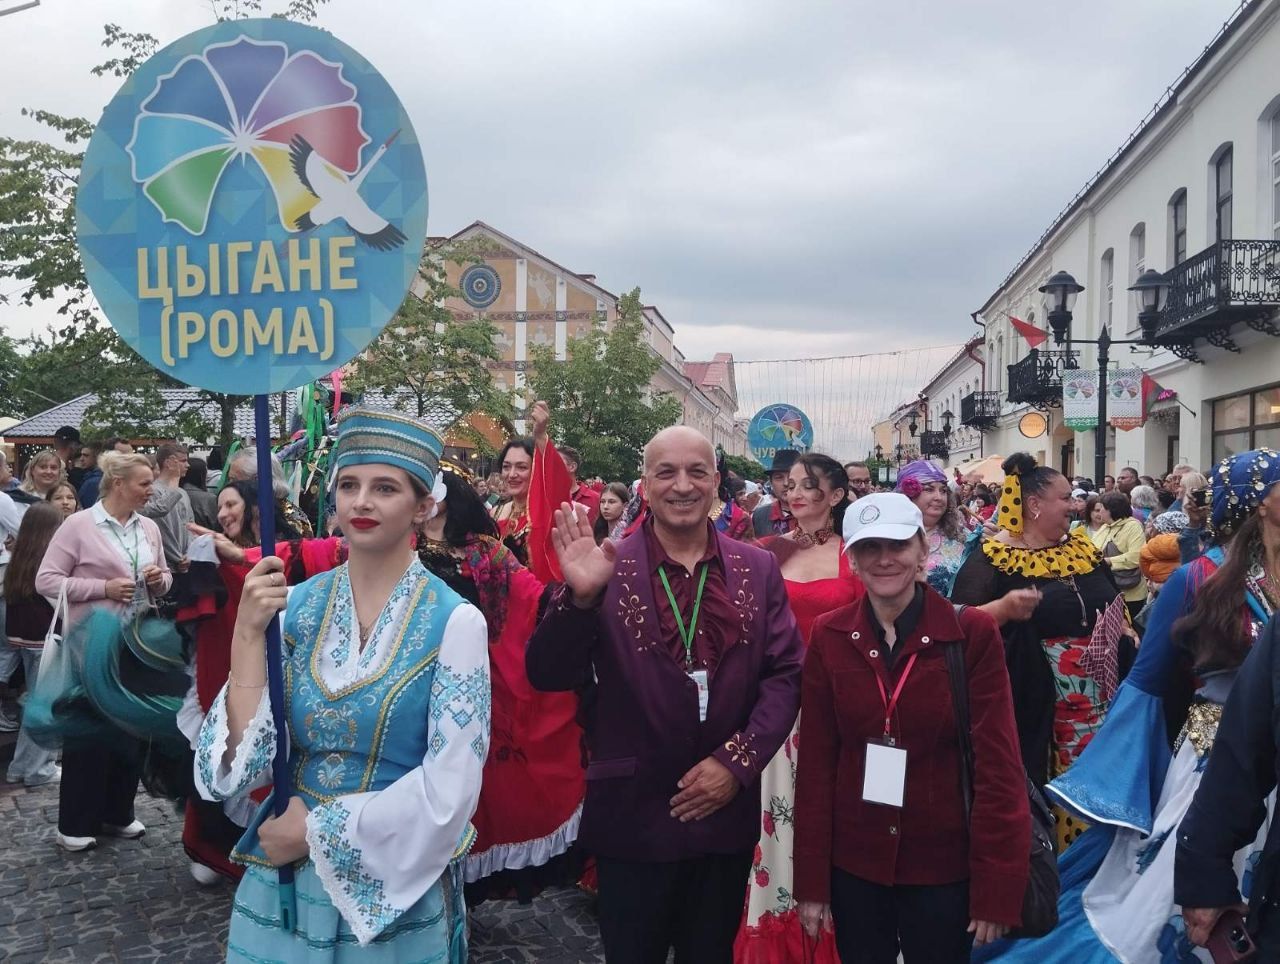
[527,439,570,584]
[466,542,585,875]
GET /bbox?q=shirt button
[921,635,931,646]
[869,648,879,658]
[889,826,898,836]
[851,632,860,640]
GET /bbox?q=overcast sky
[0,0,1244,367]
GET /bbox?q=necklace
[708,499,725,521]
[792,525,834,549]
[357,616,375,647]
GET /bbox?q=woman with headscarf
[978,447,1280,962]
[416,469,585,902]
[194,407,490,961]
[894,460,973,596]
[951,453,1125,844]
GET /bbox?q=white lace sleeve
[304,603,490,945]
[194,684,275,802]
[176,660,204,751]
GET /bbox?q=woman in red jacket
[794,492,1029,962]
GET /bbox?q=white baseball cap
[842,492,924,549]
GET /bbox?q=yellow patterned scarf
[982,526,1102,579]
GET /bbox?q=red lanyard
[873,652,918,738]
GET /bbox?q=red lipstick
[349,518,380,530]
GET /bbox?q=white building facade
[973,1,1280,478]
[917,336,988,470]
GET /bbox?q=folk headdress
[1211,447,1280,538]
[328,406,443,493]
[894,459,947,500]
[996,463,1026,534]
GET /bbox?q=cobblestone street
[0,773,604,963]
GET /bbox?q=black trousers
[596,851,752,964]
[58,739,142,837]
[829,867,973,964]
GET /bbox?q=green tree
[526,287,682,482]
[344,240,516,448]
[721,452,766,481]
[0,5,327,446]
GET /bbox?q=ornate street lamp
[942,409,954,437]
[1038,270,1085,345]
[874,443,883,461]
[1128,268,1171,344]
[907,409,919,437]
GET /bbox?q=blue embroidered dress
[195,559,490,962]
[976,551,1275,963]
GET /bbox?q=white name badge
[689,669,710,722]
[863,740,907,808]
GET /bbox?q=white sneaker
[24,766,61,788]
[56,832,97,852]
[190,861,221,886]
[102,819,146,839]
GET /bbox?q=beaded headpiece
[1211,447,1280,537]
[328,407,443,493]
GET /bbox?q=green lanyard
[657,562,709,669]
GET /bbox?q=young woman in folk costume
[194,408,490,962]
[735,453,862,964]
[177,480,341,885]
[417,468,585,901]
[950,453,1125,850]
[978,448,1280,963]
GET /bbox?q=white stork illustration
[289,131,407,251]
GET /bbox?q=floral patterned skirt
[1047,635,1109,850]
[733,717,839,964]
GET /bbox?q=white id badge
[862,740,907,808]
[689,669,710,722]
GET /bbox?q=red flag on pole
[1141,373,1170,419]
[1009,315,1049,349]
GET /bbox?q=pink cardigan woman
[35,452,171,853]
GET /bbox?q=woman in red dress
[418,470,585,901]
[735,453,863,964]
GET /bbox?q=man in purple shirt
[527,426,803,964]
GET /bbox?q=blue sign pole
[254,394,295,930]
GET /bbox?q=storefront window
[1212,384,1280,460]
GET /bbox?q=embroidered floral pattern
[723,732,758,770]
[195,688,275,801]
[308,800,400,944]
[429,663,491,761]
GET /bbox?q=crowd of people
[0,413,1276,962]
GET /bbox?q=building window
[1212,384,1280,462]
[1169,190,1188,265]
[1273,114,1280,239]
[1214,146,1233,242]
[1100,249,1114,329]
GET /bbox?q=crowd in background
[1,418,1277,962]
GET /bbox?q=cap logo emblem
[859,505,880,524]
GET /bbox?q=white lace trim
[198,687,274,801]
[462,801,583,883]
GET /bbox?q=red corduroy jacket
[793,587,1030,926]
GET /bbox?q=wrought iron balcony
[919,430,949,458]
[1007,349,1078,409]
[1155,239,1280,352]
[960,391,1001,429]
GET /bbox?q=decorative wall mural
[461,263,501,308]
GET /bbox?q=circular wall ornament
[1019,412,1048,438]
[460,264,501,309]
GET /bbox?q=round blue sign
[76,19,428,394]
[460,263,501,309]
[747,403,814,468]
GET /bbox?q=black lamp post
[907,409,919,437]
[942,409,954,437]
[874,443,883,461]
[1035,268,1171,485]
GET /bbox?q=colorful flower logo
[126,36,403,248]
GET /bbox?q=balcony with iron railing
[919,430,949,458]
[1155,239,1280,349]
[1007,348,1078,409]
[960,391,1002,429]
